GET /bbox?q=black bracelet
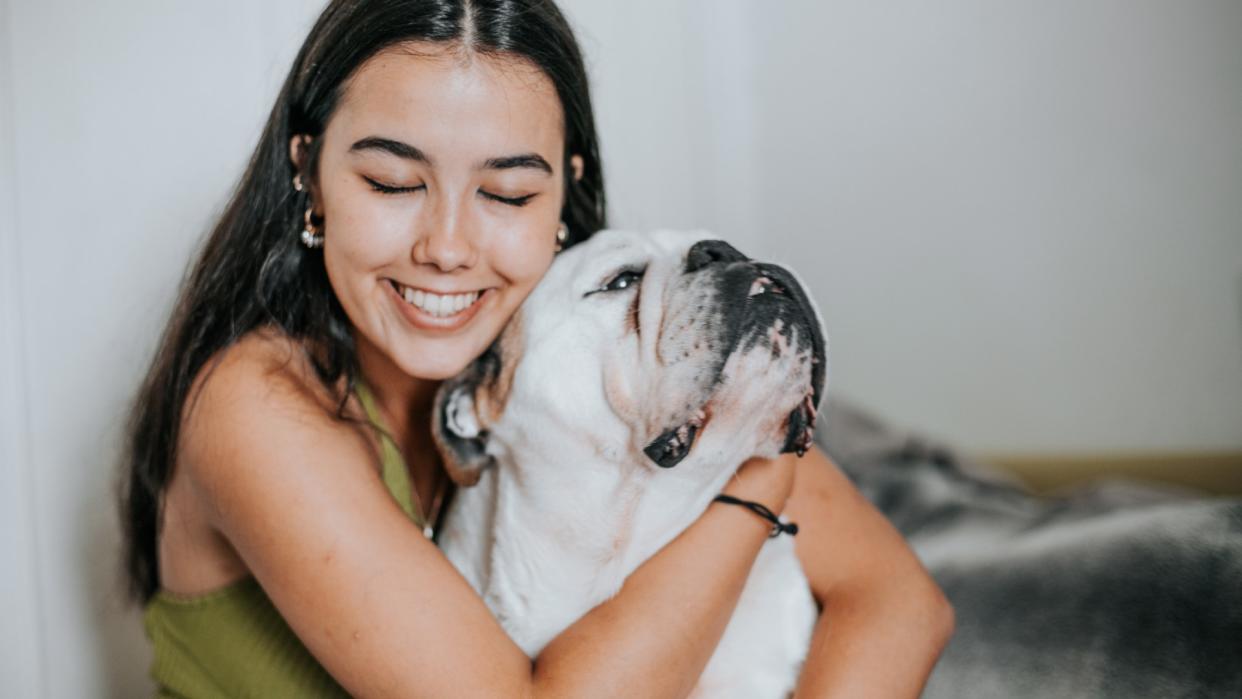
[712,494,799,538]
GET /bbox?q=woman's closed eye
[362,175,536,207]
[479,190,537,207]
[363,175,425,195]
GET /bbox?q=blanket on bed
[816,397,1242,699]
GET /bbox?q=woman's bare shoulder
[177,327,375,515]
[184,327,348,425]
[158,327,376,593]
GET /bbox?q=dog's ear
[432,375,494,487]
[431,317,522,486]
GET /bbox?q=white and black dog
[433,229,827,697]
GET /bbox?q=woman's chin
[391,346,481,381]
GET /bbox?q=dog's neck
[480,433,740,655]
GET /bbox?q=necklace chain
[420,466,451,540]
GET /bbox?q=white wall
[3,2,329,696]
[561,0,763,244]
[751,0,1242,452]
[1,0,46,695]
[2,1,1239,696]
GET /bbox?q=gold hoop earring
[554,221,568,252]
[301,207,324,249]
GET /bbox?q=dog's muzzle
[643,240,827,468]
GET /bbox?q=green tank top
[143,379,432,698]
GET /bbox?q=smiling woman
[118,1,950,698]
[306,44,574,380]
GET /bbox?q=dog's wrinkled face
[433,229,827,485]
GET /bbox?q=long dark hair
[119,0,607,604]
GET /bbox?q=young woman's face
[307,44,576,380]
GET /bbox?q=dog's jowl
[434,229,828,698]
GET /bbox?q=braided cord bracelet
[712,494,799,538]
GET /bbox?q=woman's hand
[720,452,799,515]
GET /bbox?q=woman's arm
[784,447,956,698]
[182,342,794,699]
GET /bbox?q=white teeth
[397,283,481,318]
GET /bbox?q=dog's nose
[685,239,748,274]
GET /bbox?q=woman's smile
[384,277,495,332]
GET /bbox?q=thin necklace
[420,466,451,540]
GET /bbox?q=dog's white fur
[436,230,824,697]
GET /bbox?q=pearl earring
[293,174,322,248]
[301,206,324,249]
[555,221,568,252]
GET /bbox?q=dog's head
[432,229,827,486]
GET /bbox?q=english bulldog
[434,229,827,698]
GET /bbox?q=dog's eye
[600,268,644,293]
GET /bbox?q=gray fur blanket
[816,398,1242,699]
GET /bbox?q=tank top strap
[352,377,424,528]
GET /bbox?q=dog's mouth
[784,392,819,458]
[643,404,711,469]
[642,384,819,470]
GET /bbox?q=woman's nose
[411,205,478,272]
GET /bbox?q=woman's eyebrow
[350,136,431,164]
[349,136,552,176]
[481,154,553,176]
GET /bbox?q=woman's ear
[289,134,312,171]
[289,134,322,215]
[570,154,584,182]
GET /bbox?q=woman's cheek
[494,226,556,287]
[335,206,412,268]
